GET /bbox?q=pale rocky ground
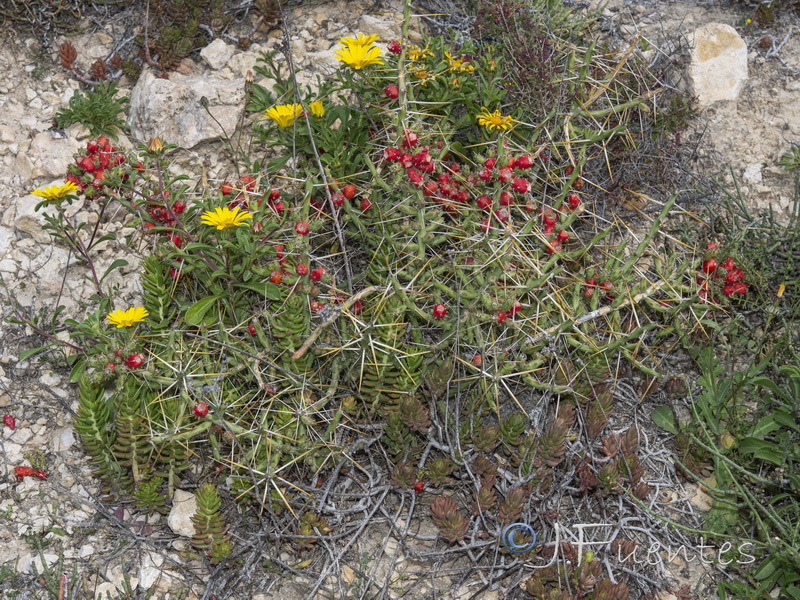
[0,0,798,598]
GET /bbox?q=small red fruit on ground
[342,184,357,200]
[706,242,718,251]
[557,230,570,242]
[497,310,507,324]
[169,235,183,248]
[514,155,534,169]
[499,191,514,206]
[194,402,209,417]
[567,193,581,210]
[722,256,736,271]
[388,41,402,54]
[433,304,447,320]
[248,323,257,336]
[221,182,234,196]
[702,258,718,274]
[296,263,308,276]
[125,353,145,369]
[476,195,492,210]
[310,267,324,282]
[512,178,531,193]
[484,156,497,169]
[413,480,425,492]
[360,197,372,211]
[472,354,483,367]
[498,167,513,183]
[3,415,15,430]
[15,466,35,481]
[295,221,310,235]
[384,83,399,99]
[34,470,48,480]
[270,270,283,285]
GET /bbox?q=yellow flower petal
[201,206,253,230]
[309,100,325,118]
[476,108,514,131]
[264,104,304,127]
[31,181,79,203]
[335,34,384,70]
[106,307,149,328]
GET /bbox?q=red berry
[193,402,209,417]
[499,191,514,206]
[79,157,96,173]
[422,180,439,196]
[509,300,522,315]
[413,480,425,493]
[433,303,447,320]
[400,153,413,168]
[86,140,99,154]
[584,279,596,299]
[546,240,562,254]
[543,216,557,229]
[270,200,286,214]
[702,258,718,274]
[352,299,364,315]
[269,188,281,201]
[476,195,492,210]
[270,270,283,285]
[472,354,483,367]
[406,167,423,186]
[567,193,581,210]
[495,208,509,223]
[97,135,110,147]
[3,415,15,431]
[479,218,491,232]
[125,353,145,369]
[103,362,116,374]
[342,184,357,200]
[722,256,736,271]
[497,310,507,324]
[310,268,324,282]
[296,263,308,276]
[169,235,183,248]
[402,130,418,149]
[295,221,310,235]
[172,200,186,214]
[514,155,534,169]
[360,197,372,211]
[601,281,615,300]
[248,323,257,336]
[274,244,284,259]
[498,167,513,183]
[221,182,234,196]
[34,470,49,480]
[478,167,493,182]
[384,147,401,161]
[725,268,745,284]
[484,156,497,169]
[706,242,718,251]
[388,40,402,54]
[384,83,399,99]
[332,192,345,207]
[557,230,569,242]
[512,178,531,193]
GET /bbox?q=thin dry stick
[292,286,382,359]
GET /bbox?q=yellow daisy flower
[476,108,514,131]
[335,34,384,70]
[309,100,325,118]
[106,307,149,328]
[264,104,304,127]
[31,181,79,203]
[201,206,253,230]
[406,44,434,61]
[445,52,475,73]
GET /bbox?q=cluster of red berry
[697,243,748,302]
[221,175,258,209]
[103,350,146,375]
[66,136,137,198]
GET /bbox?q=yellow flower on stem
[31,181,79,204]
[106,307,149,328]
[335,34,384,70]
[309,100,325,117]
[406,44,434,61]
[201,206,253,230]
[476,108,514,131]
[445,52,474,73]
[264,104,304,127]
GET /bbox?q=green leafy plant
[55,81,129,137]
[191,483,232,564]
